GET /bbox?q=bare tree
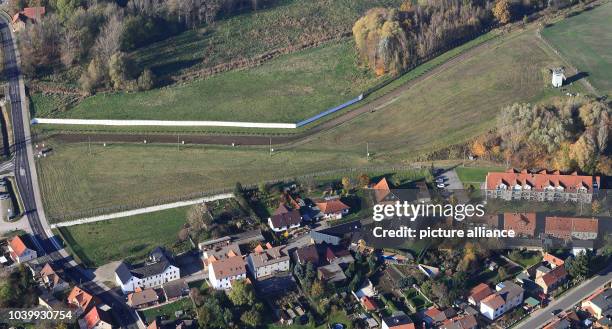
[94,15,123,61]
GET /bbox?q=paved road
[0,17,142,329]
[515,263,612,329]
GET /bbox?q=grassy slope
[37,143,370,220]
[131,0,403,77]
[541,2,612,95]
[56,206,190,266]
[33,41,378,123]
[294,30,582,157]
[37,28,578,218]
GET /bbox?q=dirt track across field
[52,35,501,148]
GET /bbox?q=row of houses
[485,169,600,203]
[501,212,599,240]
[267,197,351,232]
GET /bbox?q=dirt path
[52,35,500,148]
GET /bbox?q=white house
[114,247,180,294]
[268,204,301,232]
[552,67,565,87]
[8,235,37,263]
[480,281,524,320]
[315,199,350,220]
[209,255,246,290]
[246,244,290,279]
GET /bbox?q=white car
[436,183,445,188]
[435,177,445,183]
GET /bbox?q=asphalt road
[0,18,141,328]
[515,263,612,329]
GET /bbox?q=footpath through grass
[541,2,612,95]
[54,206,190,267]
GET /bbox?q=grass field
[456,166,505,184]
[32,41,379,123]
[130,0,403,78]
[54,206,190,266]
[36,28,581,218]
[141,298,195,324]
[541,2,612,95]
[295,29,583,156]
[37,142,370,220]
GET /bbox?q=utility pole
[366,142,370,161]
[88,137,91,155]
[269,138,273,156]
[177,134,180,151]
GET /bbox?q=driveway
[0,216,32,235]
[437,169,469,203]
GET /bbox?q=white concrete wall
[32,118,297,129]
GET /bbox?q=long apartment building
[485,169,600,203]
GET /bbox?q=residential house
[543,310,581,329]
[293,244,320,266]
[310,230,341,245]
[201,242,242,268]
[381,311,416,329]
[468,283,493,307]
[39,263,69,293]
[535,266,567,294]
[246,244,290,279]
[485,169,600,203]
[503,213,536,237]
[8,235,37,263]
[545,216,599,240]
[163,279,189,301]
[360,296,378,311]
[315,198,350,220]
[317,263,346,283]
[423,307,451,327]
[11,7,45,32]
[127,288,159,308]
[115,247,180,294]
[372,178,398,204]
[325,246,354,265]
[543,253,565,268]
[79,305,113,329]
[209,255,246,289]
[268,204,301,232]
[479,281,524,320]
[67,286,98,316]
[581,288,612,324]
[439,314,478,329]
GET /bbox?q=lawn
[32,41,380,123]
[54,206,191,266]
[541,2,612,95]
[267,310,351,329]
[455,166,505,188]
[37,141,371,221]
[295,28,583,157]
[508,250,543,268]
[141,298,195,324]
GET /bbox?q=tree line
[10,0,276,93]
[470,97,610,175]
[352,0,580,75]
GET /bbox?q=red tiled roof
[372,178,392,202]
[22,7,46,20]
[67,286,96,311]
[211,255,245,279]
[539,266,567,288]
[545,216,599,239]
[9,236,28,257]
[545,216,573,239]
[316,199,350,214]
[469,283,493,303]
[269,205,301,229]
[481,294,505,309]
[504,213,536,236]
[361,296,377,311]
[83,307,112,329]
[543,253,565,267]
[486,169,599,191]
